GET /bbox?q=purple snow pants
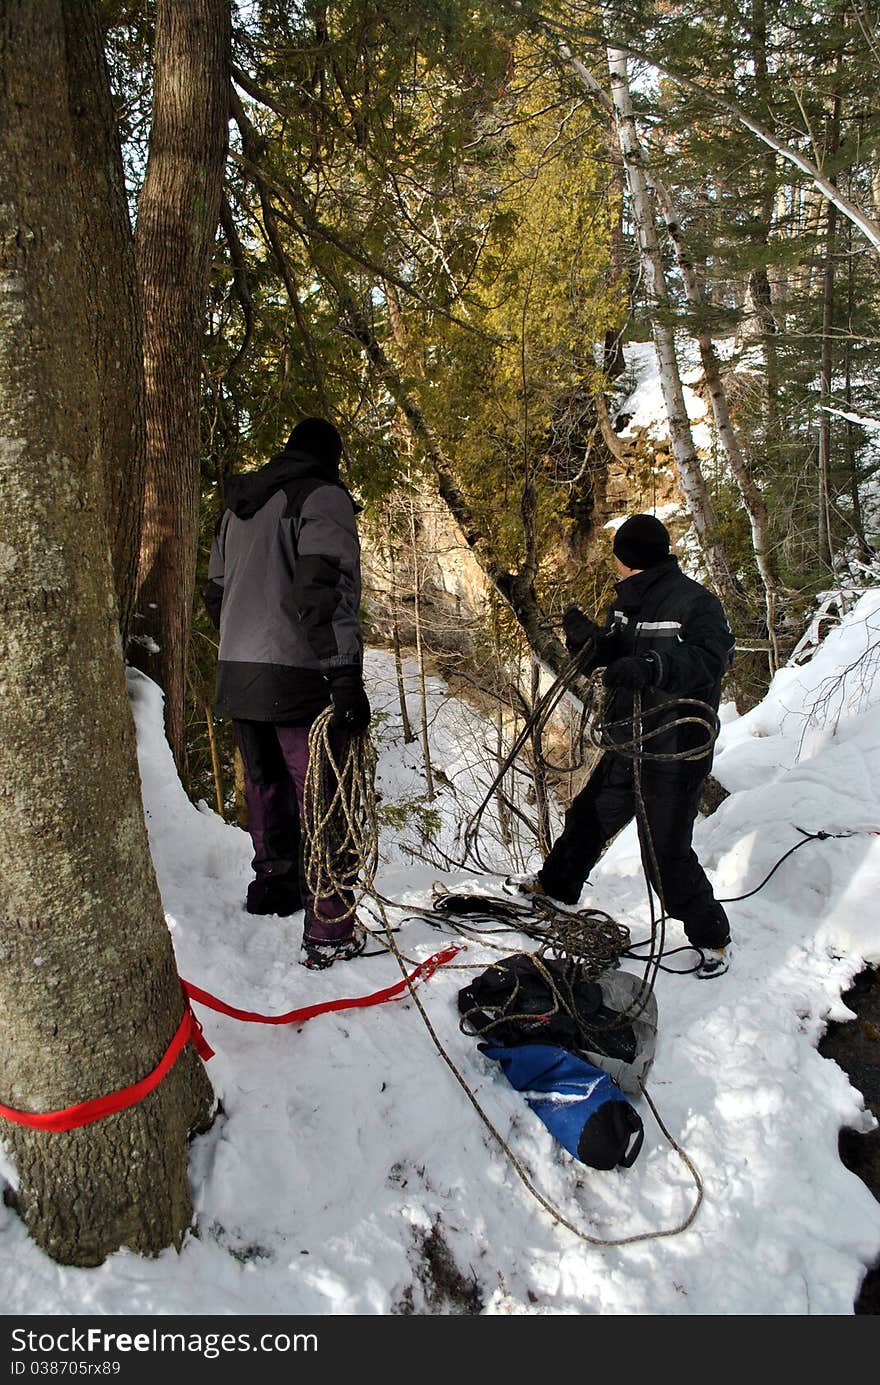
[233,719,356,942]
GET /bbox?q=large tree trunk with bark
[63,1,146,646]
[132,0,231,776]
[0,0,213,1268]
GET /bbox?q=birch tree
[557,42,783,668]
[604,38,740,613]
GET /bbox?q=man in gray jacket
[204,417,370,969]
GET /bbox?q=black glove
[329,670,371,734]
[603,655,656,691]
[562,605,601,655]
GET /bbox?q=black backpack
[458,952,657,1095]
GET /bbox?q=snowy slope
[2,608,880,1315]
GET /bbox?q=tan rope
[301,706,705,1249]
[303,709,379,928]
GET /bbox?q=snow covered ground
[2,587,880,1318]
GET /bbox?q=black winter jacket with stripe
[203,447,363,724]
[588,556,734,764]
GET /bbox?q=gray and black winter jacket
[204,447,363,724]
[589,555,735,764]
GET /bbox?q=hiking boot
[504,874,582,909]
[695,945,731,980]
[504,873,546,900]
[245,876,302,918]
[300,921,367,971]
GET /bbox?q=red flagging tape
[0,945,461,1133]
[181,943,462,1026]
[0,1004,205,1134]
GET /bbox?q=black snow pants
[538,752,730,950]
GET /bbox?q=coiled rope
[453,639,720,1028]
[304,656,878,1248]
[303,705,705,1248]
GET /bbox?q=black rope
[616,825,865,978]
[446,662,722,1026]
[623,938,705,976]
[424,646,871,1022]
[717,826,856,903]
[460,640,599,874]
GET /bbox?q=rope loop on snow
[298,696,707,1247]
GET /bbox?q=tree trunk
[0,0,213,1268]
[389,540,416,744]
[132,0,231,775]
[843,223,873,561]
[603,155,627,380]
[495,708,515,853]
[745,0,781,426]
[605,43,740,612]
[529,659,552,857]
[408,494,435,803]
[393,616,416,744]
[233,745,248,829]
[817,87,842,570]
[558,42,778,667]
[818,197,838,569]
[652,183,783,670]
[205,706,225,817]
[62,1,146,646]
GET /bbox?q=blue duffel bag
[480,1041,644,1170]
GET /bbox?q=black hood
[224,447,340,519]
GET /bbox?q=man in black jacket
[204,417,370,970]
[525,514,735,979]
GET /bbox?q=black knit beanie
[613,514,670,570]
[286,417,343,468]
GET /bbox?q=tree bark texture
[61,1,146,647]
[817,87,842,570]
[817,196,838,570]
[133,0,231,774]
[408,495,435,803]
[0,0,213,1267]
[843,226,873,562]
